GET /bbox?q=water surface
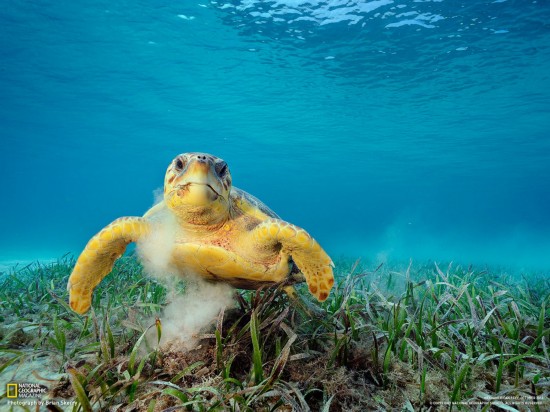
[1,0,549,269]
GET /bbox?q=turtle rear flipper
[67,217,151,314]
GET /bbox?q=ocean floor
[0,256,548,411]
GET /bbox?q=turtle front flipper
[67,217,151,314]
[251,219,334,302]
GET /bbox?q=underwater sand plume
[136,197,235,350]
[150,279,235,350]
[136,204,178,283]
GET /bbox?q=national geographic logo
[6,382,47,398]
[6,383,17,398]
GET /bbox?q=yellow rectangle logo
[7,383,18,398]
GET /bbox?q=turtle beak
[177,160,221,191]
[173,159,223,204]
[177,182,220,197]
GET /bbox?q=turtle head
[164,153,232,226]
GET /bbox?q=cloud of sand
[152,187,164,206]
[136,191,236,350]
[136,205,179,285]
[155,279,235,350]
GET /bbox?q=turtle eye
[175,158,185,171]
[216,161,228,176]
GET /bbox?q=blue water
[1,0,549,270]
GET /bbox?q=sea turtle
[67,152,334,314]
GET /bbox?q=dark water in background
[1,0,549,269]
